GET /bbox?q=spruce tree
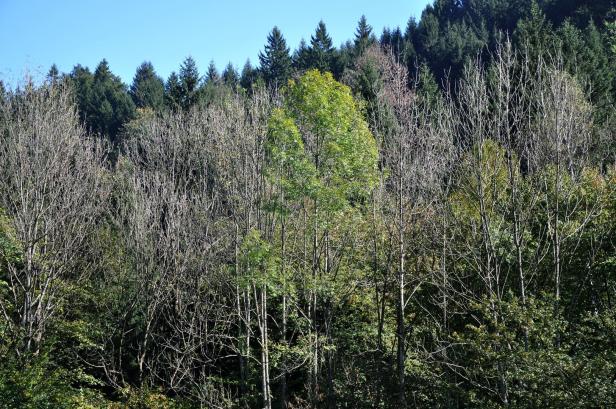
[309,20,334,73]
[47,64,60,83]
[205,60,220,85]
[165,72,182,111]
[70,60,135,144]
[130,61,164,111]
[179,56,201,110]
[259,26,292,88]
[222,62,239,88]
[354,15,375,56]
[293,39,312,72]
[240,59,258,90]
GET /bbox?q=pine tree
[70,59,135,143]
[47,64,60,84]
[179,56,201,110]
[240,59,258,90]
[205,60,220,85]
[259,26,292,88]
[580,20,614,114]
[309,20,335,73]
[222,62,239,88]
[293,38,312,72]
[354,15,375,56]
[165,71,182,111]
[130,61,164,111]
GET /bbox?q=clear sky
[0,0,432,86]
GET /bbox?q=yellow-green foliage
[276,70,379,212]
[450,139,513,221]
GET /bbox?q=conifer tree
[205,60,221,85]
[240,59,258,90]
[179,56,201,110]
[165,71,182,111]
[354,15,375,56]
[70,59,135,143]
[47,64,60,83]
[259,26,292,88]
[130,61,164,111]
[222,62,239,88]
[293,38,312,72]
[309,20,335,72]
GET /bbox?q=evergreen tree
[514,1,555,64]
[70,60,135,144]
[222,62,239,88]
[579,20,614,113]
[309,20,335,73]
[259,26,292,88]
[129,61,164,111]
[179,56,201,110]
[293,38,312,72]
[240,59,258,90]
[91,60,135,142]
[47,64,60,84]
[354,15,375,56]
[165,71,182,111]
[205,60,221,85]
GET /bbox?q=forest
[0,0,615,407]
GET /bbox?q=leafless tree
[0,81,108,355]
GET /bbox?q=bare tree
[0,81,108,354]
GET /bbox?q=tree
[70,60,135,144]
[309,21,335,73]
[47,64,60,83]
[222,62,239,88]
[129,61,164,111]
[292,38,312,72]
[179,56,202,110]
[354,15,375,56]
[205,60,221,85]
[273,70,379,406]
[259,27,292,88]
[164,71,182,111]
[240,59,258,90]
[0,81,108,355]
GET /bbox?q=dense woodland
[1,0,616,407]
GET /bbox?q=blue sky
[0,0,431,86]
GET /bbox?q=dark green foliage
[354,15,375,56]
[205,60,220,85]
[292,38,311,72]
[309,20,334,72]
[309,20,335,73]
[222,62,239,88]
[47,64,60,84]
[164,71,183,111]
[240,59,259,90]
[70,60,135,144]
[259,26,292,88]
[130,62,165,111]
[178,56,202,110]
